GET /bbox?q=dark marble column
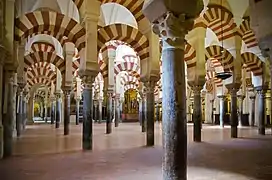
[141,93,146,132]
[16,88,24,137]
[230,88,239,138]
[155,102,160,122]
[50,97,55,125]
[63,89,71,135]
[75,98,80,125]
[3,71,15,157]
[218,95,226,128]
[193,85,203,142]
[22,91,27,130]
[82,76,94,150]
[93,100,98,123]
[98,99,103,124]
[210,99,214,124]
[106,91,113,134]
[238,95,245,126]
[115,95,120,127]
[256,87,266,135]
[152,12,196,179]
[139,99,142,126]
[144,81,156,146]
[249,96,256,126]
[55,92,61,129]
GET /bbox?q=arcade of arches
[1,0,272,179]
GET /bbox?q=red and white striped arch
[114,62,140,79]
[15,11,86,52]
[205,45,234,71]
[27,77,52,87]
[99,0,145,22]
[122,55,139,64]
[124,84,138,92]
[72,58,80,76]
[241,52,263,76]
[238,17,258,49]
[205,71,223,87]
[184,43,196,70]
[24,51,66,76]
[197,4,236,42]
[30,42,55,53]
[27,66,57,87]
[98,24,148,62]
[120,74,139,85]
[27,32,69,48]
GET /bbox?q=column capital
[217,95,226,100]
[237,95,246,100]
[54,92,62,99]
[255,85,268,93]
[192,85,203,95]
[62,86,72,94]
[82,75,95,90]
[152,12,194,49]
[143,80,156,93]
[249,96,256,100]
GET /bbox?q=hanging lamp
[215,0,232,80]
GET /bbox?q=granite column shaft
[82,76,94,150]
[193,86,202,142]
[63,90,71,135]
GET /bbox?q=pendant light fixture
[215,0,232,80]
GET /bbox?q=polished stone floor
[1,123,272,180]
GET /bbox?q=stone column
[218,95,226,128]
[256,87,266,135]
[82,76,95,150]
[249,96,256,126]
[16,87,24,137]
[75,98,81,125]
[238,95,245,126]
[115,95,120,127]
[3,71,15,157]
[50,97,55,124]
[141,93,146,132]
[63,89,71,135]
[155,102,160,122]
[93,99,98,123]
[98,99,103,124]
[22,91,28,130]
[0,56,4,159]
[144,81,156,146]
[106,90,113,134]
[139,98,142,126]
[55,92,61,129]
[229,88,239,138]
[210,99,214,124]
[152,12,196,179]
[192,85,203,142]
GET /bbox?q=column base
[258,127,265,135]
[55,123,60,129]
[0,125,3,159]
[231,126,238,138]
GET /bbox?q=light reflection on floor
[1,123,271,180]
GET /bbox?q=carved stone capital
[144,80,156,94]
[192,85,203,96]
[217,95,226,100]
[82,75,95,90]
[237,95,246,101]
[152,12,194,49]
[255,85,268,97]
[54,92,62,99]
